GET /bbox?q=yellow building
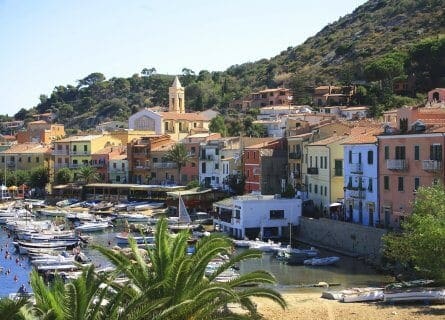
[53,134,122,171]
[304,136,347,214]
[0,143,52,172]
[128,77,211,141]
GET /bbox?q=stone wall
[298,217,387,261]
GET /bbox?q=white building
[199,138,240,189]
[342,129,381,226]
[341,106,369,120]
[213,194,302,239]
[108,155,129,184]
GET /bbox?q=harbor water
[0,224,393,298]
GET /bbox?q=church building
[128,77,211,141]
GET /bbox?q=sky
[0,0,367,116]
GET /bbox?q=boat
[303,256,340,266]
[113,213,150,223]
[248,239,282,252]
[75,221,111,232]
[14,240,80,255]
[36,208,68,217]
[115,233,155,245]
[168,195,198,232]
[233,239,252,247]
[384,289,445,303]
[341,288,384,302]
[127,202,164,211]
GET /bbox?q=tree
[77,72,106,88]
[29,167,49,189]
[94,218,286,319]
[55,168,73,185]
[141,67,156,77]
[165,143,190,184]
[209,115,227,137]
[0,297,34,320]
[281,183,295,198]
[76,166,100,184]
[383,184,445,284]
[226,173,245,195]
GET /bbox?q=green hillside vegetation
[8,0,445,131]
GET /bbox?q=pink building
[91,145,126,183]
[428,88,445,103]
[378,127,445,228]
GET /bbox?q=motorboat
[36,208,68,217]
[341,287,384,302]
[75,221,112,232]
[14,240,80,255]
[115,233,155,245]
[303,256,340,266]
[113,213,150,223]
[248,239,282,252]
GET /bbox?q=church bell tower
[168,76,185,113]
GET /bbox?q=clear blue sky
[0,0,366,116]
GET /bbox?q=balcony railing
[386,159,407,170]
[152,162,177,169]
[289,152,301,159]
[350,190,366,199]
[91,162,105,168]
[53,150,69,155]
[6,161,15,167]
[200,155,214,161]
[134,165,150,170]
[422,160,442,172]
[350,163,363,174]
[307,167,319,175]
[70,151,90,156]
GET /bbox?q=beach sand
[253,292,445,320]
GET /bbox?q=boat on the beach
[303,256,340,266]
[384,288,445,303]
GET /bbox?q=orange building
[17,120,65,144]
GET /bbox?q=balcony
[134,164,150,170]
[53,150,69,156]
[200,155,214,161]
[289,152,301,159]
[307,167,319,175]
[350,190,365,199]
[70,151,90,156]
[350,163,363,174]
[91,162,105,168]
[386,159,407,170]
[69,163,81,169]
[422,160,442,172]
[6,161,15,167]
[152,162,177,169]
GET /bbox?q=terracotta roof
[150,141,176,151]
[109,154,127,160]
[342,128,383,144]
[160,112,207,121]
[308,135,348,146]
[0,143,51,154]
[245,139,281,149]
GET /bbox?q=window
[367,151,373,164]
[315,156,318,168]
[384,176,389,190]
[395,146,406,160]
[368,178,373,192]
[234,210,240,219]
[309,184,312,193]
[36,157,40,163]
[309,156,312,167]
[215,163,219,170]
[0,156,3,163]
[384,146,389,160]
[122,163,125,169]
[28,157,31,163]
[324,157,328,169]
[358,153,362,164]
[414,145,420,160]
[215,148,219,156]
[201,162,206,173]
[414,177,420,190]
[190,147,196,155]
[430,144,442,161]
[113,163,117,169]
[324,186,327,196]
[18,157,21,163]
[348,150,352,163]
[334,160,343,176]
[191,162,196,167]
[314,184,318,194]
[116,175,120,182]
[270,210,284,219]
[83,145,87,152]
[398,177,404,192]
[73,145,77,152]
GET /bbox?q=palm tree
[76,166,100,184]
[31,265,123,320]
[94,218,286,319]
[165,143,190,184]
[0,297,35,320]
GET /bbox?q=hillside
[9,0,445,130]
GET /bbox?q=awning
[329,202,342,207]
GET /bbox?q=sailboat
[168,194,198,232]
